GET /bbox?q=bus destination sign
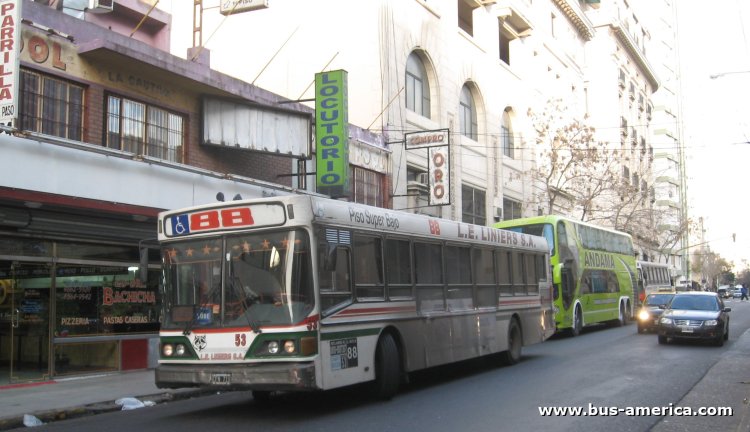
[164,203,286,237]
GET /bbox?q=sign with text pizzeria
[0,0,19,128]
[315,70,350,198]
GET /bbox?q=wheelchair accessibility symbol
[171,215,190,235]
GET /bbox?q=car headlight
[162,343,174,357]
[638,310,651,321]
[704,319,718,326]
[660,317,673,325]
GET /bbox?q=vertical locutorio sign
[315,70,350,198]
[0,0,18,128]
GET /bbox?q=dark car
[637,293,675,333]
[657,292,730,346]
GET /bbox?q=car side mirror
[724,307,732,313]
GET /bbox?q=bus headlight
[162,343,174,357]
[638,310,650,321]
[267,340,280,354]
[284,340,296,354]
[175,344,186,356]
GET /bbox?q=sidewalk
[0,370,210,430]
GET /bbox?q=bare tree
[528,99,619,218]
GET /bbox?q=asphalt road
[17,298,750,432]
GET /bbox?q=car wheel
[658,335,668,345]
[637,325,644,334]
[714,334,725,347]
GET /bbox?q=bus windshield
[504,223,555,256]
[161,229,314,330]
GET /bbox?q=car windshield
[645,294,673,306]
[669,295,719,311]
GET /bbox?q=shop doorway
[0,261,51,384]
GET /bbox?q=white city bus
[636,261,674,306]
[154,194,555,400]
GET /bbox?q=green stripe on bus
[320,328,380,340]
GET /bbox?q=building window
[106,94,185,163]
[462,184,486,225]
[499,27,511,64]
[458,0,478,36]
[502,110,514,158]
[459,84,477,141]
[503,197,522,220]
[350,166,385,208]
[19,69,84,141]
[405,52,431,118]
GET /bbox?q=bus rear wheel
[570,306,583,337]
[500,319,522,365]
[373,333,400,400]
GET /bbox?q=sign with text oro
[315,70,350,198]
[404,129,451,206]
[0,0,19,128]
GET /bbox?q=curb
[0,389,214,431]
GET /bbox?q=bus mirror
[323,246,338,271]
[139,247,149,283]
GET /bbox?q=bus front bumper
[155,362,317,392]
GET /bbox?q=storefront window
[55,265,160,337]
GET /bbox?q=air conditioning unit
[89,0,114,13]
[416,172,430,185]
[493,207,503,222]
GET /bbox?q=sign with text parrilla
[0,0,19,128]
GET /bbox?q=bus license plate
[210,373,231,385]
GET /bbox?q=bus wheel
[618,303,628,326]
[500,319,522,365]
[252,390,271,403]
[373,333,400,400]
[570,306,583,337]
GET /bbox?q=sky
[677,0,750,269]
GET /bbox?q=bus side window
[385,238,413,299]
[415,242,444,312]
[319,247,352,314]
[525,254,538,294]
[496,250,512,297]
[353,234,384,300]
